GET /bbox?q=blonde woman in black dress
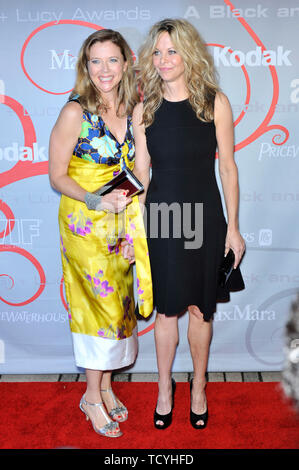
[132,19,245,429]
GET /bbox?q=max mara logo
[49,50,77,70]
[215,304,275,321]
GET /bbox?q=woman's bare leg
[85,368,103,403]
[187,306,213,425]
[82,369,114,431]
[100,371,127,421]
[154,312,179,425]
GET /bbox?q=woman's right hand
[121,240,135,264]
[100,189,132,213]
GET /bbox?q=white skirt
[72,326,138,370]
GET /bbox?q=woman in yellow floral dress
[49,29,152,438]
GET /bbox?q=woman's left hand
[121,240,135,264]
[225,228,246,268]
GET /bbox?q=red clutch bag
[93,167,143,198]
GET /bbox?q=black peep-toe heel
[154,378,176,430]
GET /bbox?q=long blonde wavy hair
[69,29,139,116]
[136,19,219,127]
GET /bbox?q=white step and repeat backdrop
[0,0,298,373]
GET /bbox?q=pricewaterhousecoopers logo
[215,304,275,321]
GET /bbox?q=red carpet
[0,382,298,449]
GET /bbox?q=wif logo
[49,50,77,70]
[0,219,40,245]
[214,46,292,67]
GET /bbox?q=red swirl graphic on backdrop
[0,95,46,189]
[0,97,46,306]
[223,0,289,149]
[0,6,290,338]
[0,274,14,290]
[0,200,15,238]
[0,245,45,306]
[20,20,105,95]
[207,44,251,128]
[21,19,136,95]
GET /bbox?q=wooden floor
[0,371,282,382]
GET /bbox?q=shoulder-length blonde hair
[70,29,139,116]
[136,18,219,127]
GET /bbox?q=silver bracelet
[84,192,102,211]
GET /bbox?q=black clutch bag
[93,167,143,198]
[219,249,235,287]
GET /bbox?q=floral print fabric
[58,106,153,371]
[73,110,134,166]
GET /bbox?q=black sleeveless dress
[145,98,245,321]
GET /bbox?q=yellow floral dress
[58,100,153,370]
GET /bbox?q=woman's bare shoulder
[215,91,231,108]
[60,100,83,120]
[132,101,144,122]
[214,91,232,123]
[53,100,83,132]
